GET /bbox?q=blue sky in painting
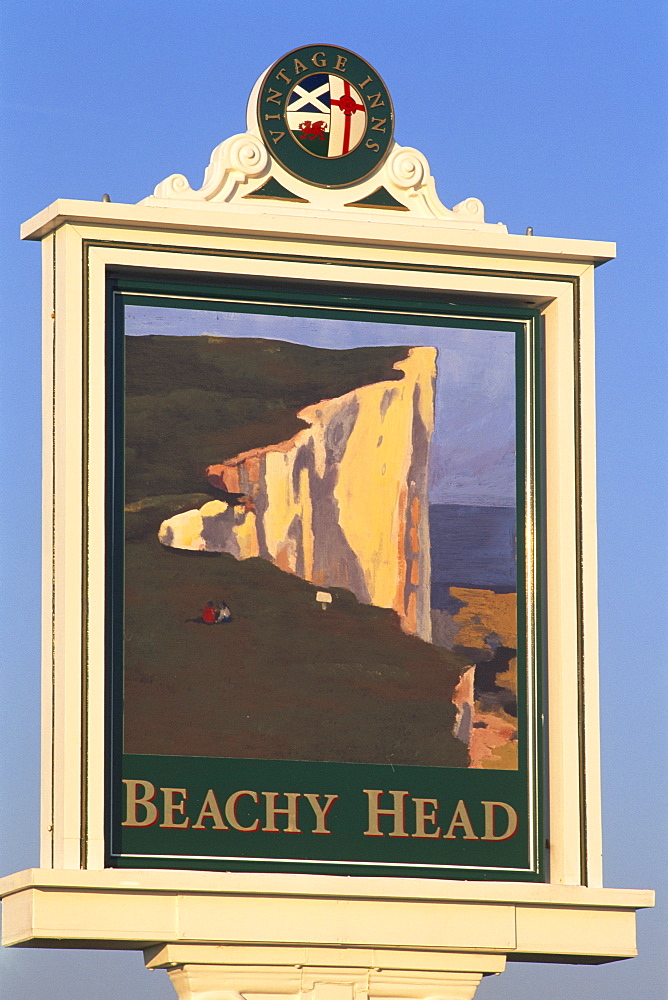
[1,2,665,999]
[125,304,516,506]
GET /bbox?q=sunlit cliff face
[159,347,436,641]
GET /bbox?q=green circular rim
[257,44,394,189]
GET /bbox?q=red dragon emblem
[298,120,327,141]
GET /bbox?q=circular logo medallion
[257,45,394,188]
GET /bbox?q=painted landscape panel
[122,305,519,770]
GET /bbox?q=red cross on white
[328,78,367,156]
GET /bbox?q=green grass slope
[124,537,469,766]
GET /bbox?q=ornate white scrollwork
[224,134,269,178]
[452,197,485,220]
[385,146,428,190]
[148,133,270,204]
[141,80,507,231]
[373,144,503,225]
[152,172,197,200]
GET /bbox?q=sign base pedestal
[0,869,654,997]
[144,946,505,1000]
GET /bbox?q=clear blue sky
[1,2,666,998]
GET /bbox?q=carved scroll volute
[151,132,269,204]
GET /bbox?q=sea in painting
[121,305,518,769]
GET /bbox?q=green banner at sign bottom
[111,754,539,880]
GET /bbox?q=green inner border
[105,274,545,881]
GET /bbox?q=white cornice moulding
[0,867,654,905]
[0,869,654,960]
[19,199,616,268]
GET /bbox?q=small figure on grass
[187,600,233,625]
[201,601,217,624]
[215,601,232,624]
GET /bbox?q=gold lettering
[481,801,519,841]
[264,113,281,120]
[294,58,307,74]
[365,139,380,152]
[363,789,410,837]
[371,118,387,132]
[304,793,339,834]
[266,88,283,105]
[312,51,327,68]
[412,797,441,838]
[443,800,479,840]
[269,131,286,144]
[122,779,158,827]
[276,68,291,84]
[225,790,260,832]
[367,92,385,108]
[334,54,348,72]
[160,787,190,829]
[262,791,301,833]
[358,75,373,89]
[192,789,228,830]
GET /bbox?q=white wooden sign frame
[0,61,653,996]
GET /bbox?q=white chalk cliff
[159,347,435,640]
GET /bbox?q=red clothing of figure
[202,603,216,624]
